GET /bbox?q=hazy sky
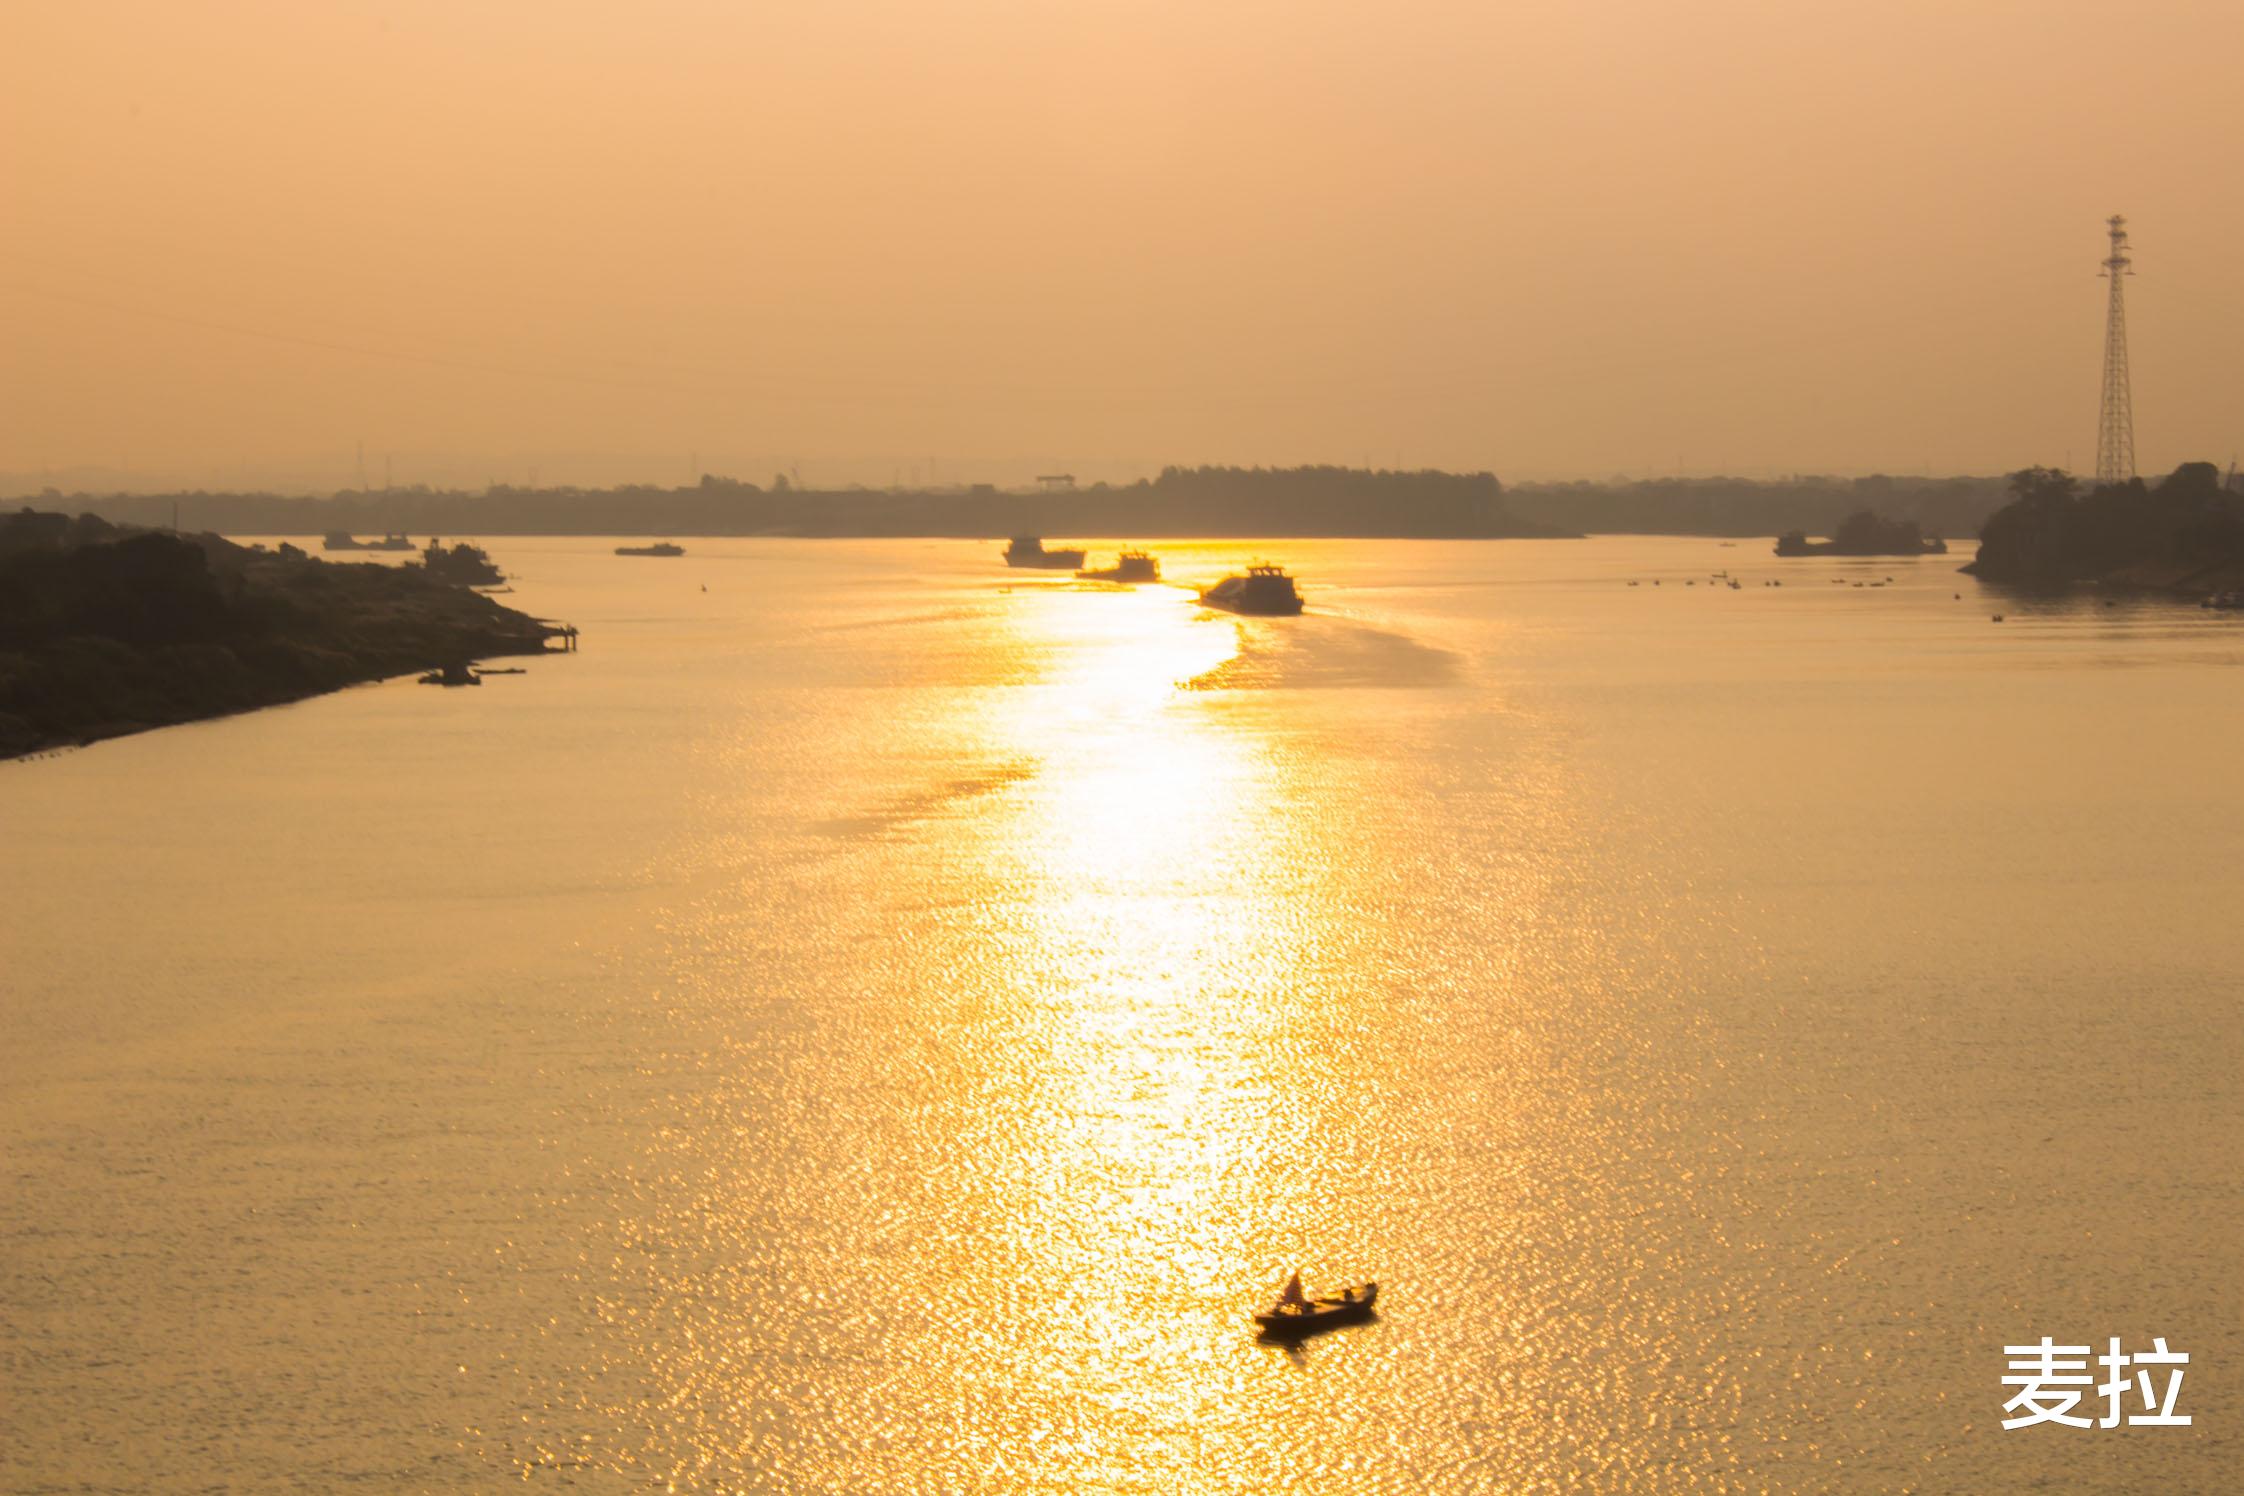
[4,0,2239,490]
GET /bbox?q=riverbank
[2081,555,2244,598]
[1964,462,2244,600]
[0,511,570,757]
[28,465,1573,541]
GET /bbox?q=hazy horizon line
[6,456,2079,502]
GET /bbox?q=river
[2,536,2236,1492]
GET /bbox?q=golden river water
[2,537,2237,1492]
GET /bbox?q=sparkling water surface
[2,537,2237,1492]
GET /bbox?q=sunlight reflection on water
[595,561,1749,1492]
[1,538,2236,1494]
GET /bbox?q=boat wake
[1180,617,1460,690]
[810,758,1040,840]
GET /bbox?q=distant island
[1964,462,2244,595]
[1774,510,1948,557]
[32,466,1571,542]
[0,511,570,757]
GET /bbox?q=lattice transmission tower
[2096,214,2135,485]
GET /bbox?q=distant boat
[1199,563,1304,616]
[1077,550,1160,582]
[616,541,685,557]
[417,661,482,687]
[1003,537,1086,569]
[1254,1274,1378,1339]
[324,531,414,551]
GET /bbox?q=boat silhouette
[1076,550,1160,582]
[1003,536,1086,569]
[1254,1274,1378,1338]
[1200,563,1304,616]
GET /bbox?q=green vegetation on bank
[1505,473,2006,538]
[0,512,566,757]
[26,466,2030,542]
[1965,462,2244,592]
[35,466,1566,541]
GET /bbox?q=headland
[0,511,570,757]
[1964,462,2244,596]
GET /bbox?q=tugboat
[1076,550,1160,582]
[1199,563,1304,616]
[1254,1273,1378,1339]
[615,541,685,556]
[1003,536,1087,569]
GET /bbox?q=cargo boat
[1077,550,1160,582]
[324,532,415,551]
[1199,563,1304,615]
[1004,537,1087,569]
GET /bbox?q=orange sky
[3,0,2239,491]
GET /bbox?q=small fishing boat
[1254,1273,1378,1338]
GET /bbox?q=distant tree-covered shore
[1965,462,2244,594]
[31,466,1567,542]
[22,464,2038,546]
[1503,473,2007,539]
